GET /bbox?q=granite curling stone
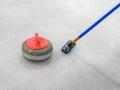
[22,33,53,61]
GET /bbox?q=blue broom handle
[79,3,120,38]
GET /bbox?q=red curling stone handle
[25,33,48,50]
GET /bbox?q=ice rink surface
[0,0,120,90]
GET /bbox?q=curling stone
[22,33,53,61]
